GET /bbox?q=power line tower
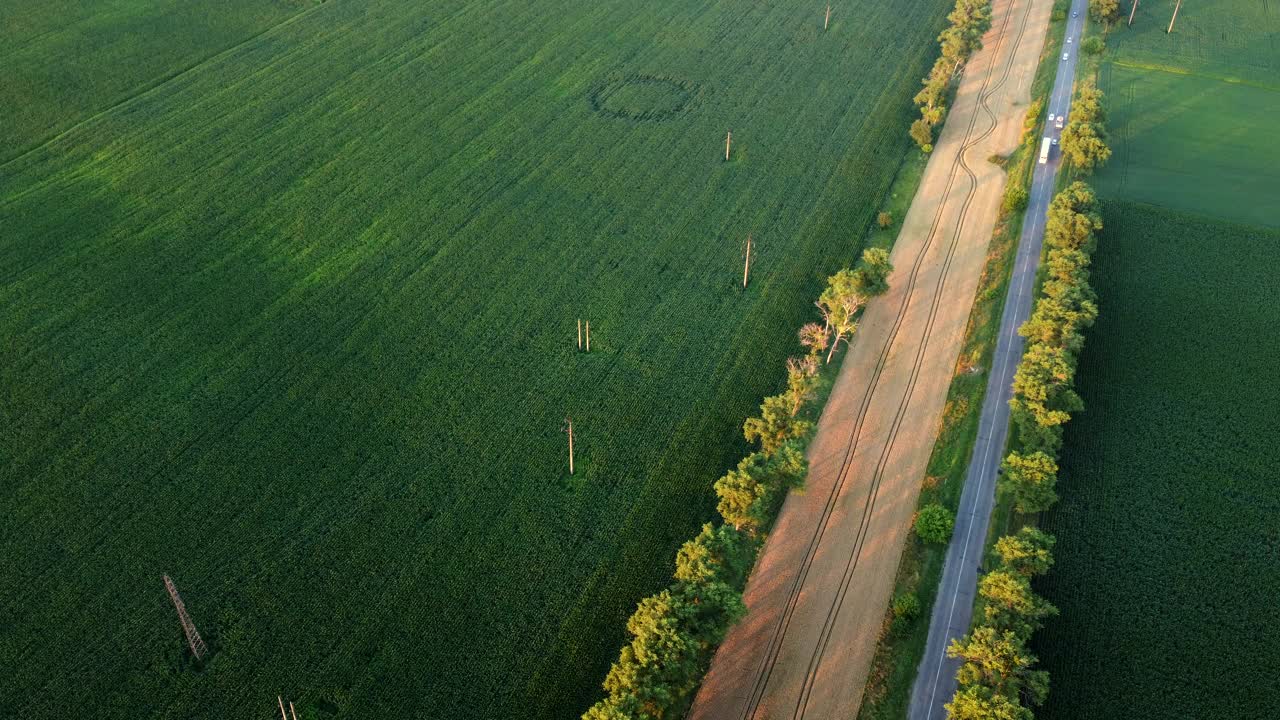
[164,575,208,661]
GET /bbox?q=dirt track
[687,0,1051,717]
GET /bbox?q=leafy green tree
[979,569,1057,638]
[1060,120,1111,172]
[1002,183,1029,215]
[675,524,755,588]
[1089,0,1120,24]
[1022,99,1044,134]
[1082,35,1105,55]
[1010,344,1081,453]
[591,590,703,720]
[715,454,770,531]
[915,503,955,544]
[948,626,1033,690]
[856,247,894,297]
[743,394,814,454]
[994,527,1056,576]
[910,117,935,150]
[784,356,820,416]
[1044,182,1103,252]
[945,685,1033,720]
[892,591,922,633]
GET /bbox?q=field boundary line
[1107,58,1280,92]
[0,2,329,168]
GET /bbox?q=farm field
[0,0,317,159]
[1102,0,1280,87]
[1035,200,1280,720]
[1095,62,1280,226]
[0,0,951,718]
[1089,0,1280,226]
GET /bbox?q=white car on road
[1063,52,1070,61]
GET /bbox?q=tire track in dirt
[787,1,1036,716]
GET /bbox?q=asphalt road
[906,1,1089,718]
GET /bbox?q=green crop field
[0,0,316,160]
[1035,200,1280,720]
[1096,62,1280,226]
[1104,0,1280,86]
[0,0,950,718]
[1089,0,1280,226]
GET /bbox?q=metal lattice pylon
[164,575,208,660]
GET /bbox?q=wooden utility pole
[1128,0,1138,26]
[585,320,591,352]
[742,233,753,289]
[290,702,298,720]
[725,130,732,161]
[577,319,583,351]
[824,3,831,30]
[278,697,288,720]
[1167,0,1182,32]
[163,575,207,661]
[564,416,575,475]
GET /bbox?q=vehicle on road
[1039,136,1052,164]
[1052,137,1059,145]
[1063,52,1070,60]
[1056,115,1064,129]
[1067,36,1073,43]
[1072,10,1079,16]
[1048,113,1055,124]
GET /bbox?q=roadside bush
[914,503,955,544]
[1022,99,1044,136]
[891,592,922,632]
[1082,36,1104,55]
[1001,183,1029,215]
[877,211,894,228]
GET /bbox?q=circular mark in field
[589,74,701,122]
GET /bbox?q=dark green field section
[0,1,948,718]
[1096,62,1280,227]
[1035,201,1280,720]
[0,0,318,160]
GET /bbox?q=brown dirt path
[687,0,1051,718]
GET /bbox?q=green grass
[0,0,319,160]
[1035,200,1280,720]
[0,1,953,718]
[1094,62,1280,226]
